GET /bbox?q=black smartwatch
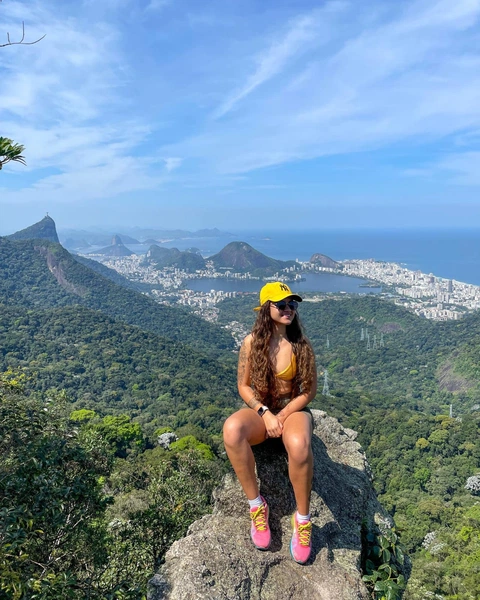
[257,406,269,417]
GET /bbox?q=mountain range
[0,216,237,431]
[59,229,293,278]
[58,226,234,249]
[0,227,233,354]
[1,216,478,599]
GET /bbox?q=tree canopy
[0,137,26,171]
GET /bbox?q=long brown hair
[250,302,316,411]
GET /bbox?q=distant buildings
[84,253,480,323]
[342,259,480,320]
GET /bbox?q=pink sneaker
[249,496,271,550]
[290,513,312,564]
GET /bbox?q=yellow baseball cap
[254,281,302,311]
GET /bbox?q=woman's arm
[237,335,283,438]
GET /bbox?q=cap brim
[253,294,302,311]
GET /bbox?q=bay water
[184,273,381,294]
[152,228,480,287]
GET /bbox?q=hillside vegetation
[217,294,477,412]
[1,220,479,599]
[1,374,223,599]
[0,304,237,434]
[0,237,234,354]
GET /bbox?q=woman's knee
[223,413,253,446]
[284,434,312,464]
[224,410,266,447]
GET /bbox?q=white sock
[248,496,263,509]
[296,511,310,522]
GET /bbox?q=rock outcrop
[8,215,60,244]
[144,245,206,272]
[148,410,396,600]
[95,234,134,257]
[157,432,179,449]
[209,242,294,274]
[309,253,339,269]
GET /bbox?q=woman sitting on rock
[223,282,317,564]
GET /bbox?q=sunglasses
[271,300,298,311]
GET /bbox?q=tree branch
[0,21,46,48]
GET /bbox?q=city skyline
[2,0,480,233]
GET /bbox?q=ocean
[153,228,480,287]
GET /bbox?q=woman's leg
[223,408,267,500]
[282,411,313,515]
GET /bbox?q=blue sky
[2,0,480,234]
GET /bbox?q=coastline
[85,249,480,322]
[338,258,480,320]
[232,228,480,287]
[77,227,480,286]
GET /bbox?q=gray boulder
[465,474,480,494]
[157,432,178,449]
[149,410,395,600]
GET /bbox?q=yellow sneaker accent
[249,497,271,550]
[290,513,312,564]
[298,521,312,546]
[250,505,268,530]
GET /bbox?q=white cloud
[145,0,170,12]
[0,0,164,204]
[165,0,480,178]
[213,12,322,119]
[3,0,480,223]
[0,155,168,204]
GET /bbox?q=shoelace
[250,505,267,531]
[297,521,312,546]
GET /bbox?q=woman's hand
[262,411,283,438]
[276,410,287,426]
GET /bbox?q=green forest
[1,236,479,599]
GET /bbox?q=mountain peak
[209,241,292,274]
[95,236,134,257]
[310,253,339,269]
[7,215,60,244]
[144,244,206,272]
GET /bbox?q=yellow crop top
[275,354,297,381]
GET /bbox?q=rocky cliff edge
[148,410,396,600]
